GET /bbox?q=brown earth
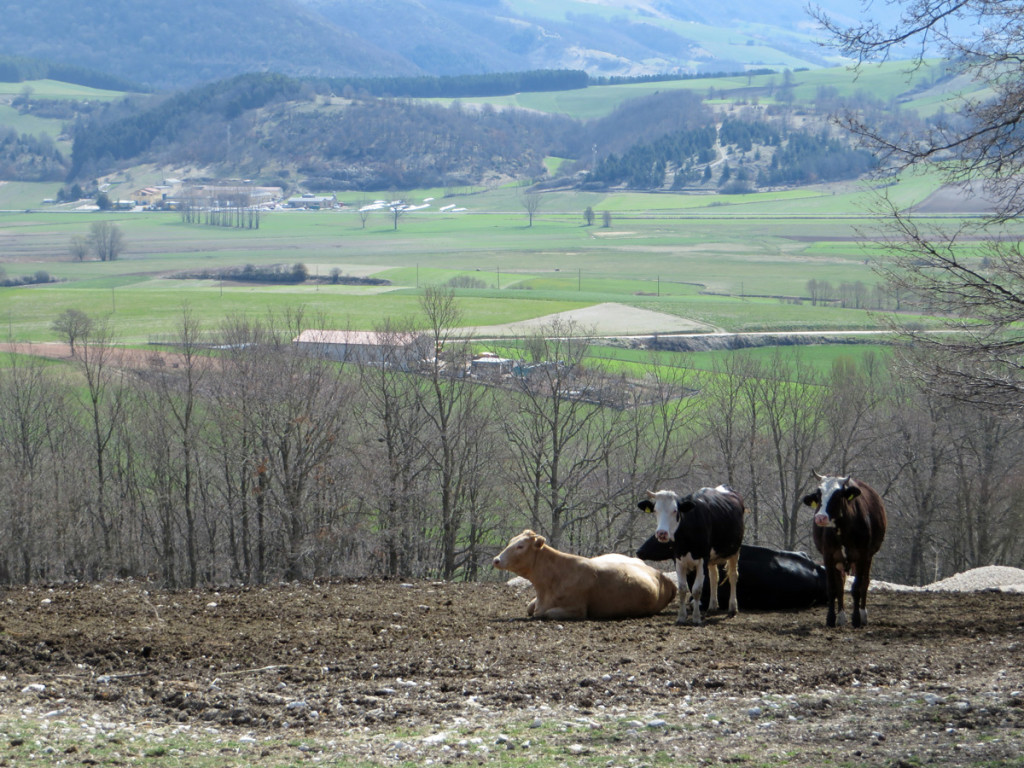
[1,580,1022,766]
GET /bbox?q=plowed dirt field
[1,581,1022,766]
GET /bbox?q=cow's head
[802,472,861,528]
[639,489,683,543]
[493,529,546,574]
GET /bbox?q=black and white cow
[637,485,745,625]
[636,539,827,611]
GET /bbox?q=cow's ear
[843,478,862,500]
[532,534,546,548]
[802,492,820,509]
[637,499,653,513]
[677,498,694,516]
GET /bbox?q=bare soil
[1,580,1022,766]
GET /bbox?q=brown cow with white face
[493,529,677,620]
[802,472,887,628]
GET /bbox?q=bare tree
[69,235,88,262]
[521,192,542,227]
[0,350,73,583]
[754,350,836,550]
[74,318,131,575]
[51,308,93,356]
[947,405,1024,570]
[388,197,409,231]
[500,318,621,550]
[356,198,374,229]
[817,0,1024,410]
[87,221,126,262]
[250,309,354,581]
[693,353,768,540]
[417,287,498,578]
[593,355,694,553]
[208,315,274,582]
[806,278,834,307]
[141,306,208,587]
[354,319,434,578]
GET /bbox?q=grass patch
[3,176,1016,345]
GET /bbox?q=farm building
[131,186,167,207]
[286,194,337,210]
[170,184,282,210]
[293,329,429,368]
[470,352,514,379]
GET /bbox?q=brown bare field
[1,580,1022,766]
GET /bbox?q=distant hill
[0,0,413,91]
[60,70,891,193]
[300,0,860,78]
[0,0,886,91]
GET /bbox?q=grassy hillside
[441,60,959,119]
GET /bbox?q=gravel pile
[874,565,1024,593]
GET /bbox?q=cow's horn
[812,469,825,480]
[646,489,657,499]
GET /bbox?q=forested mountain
[61,71,896,193]
[0,0,412,91]
[0,0,878,91]
[67,73,583,189]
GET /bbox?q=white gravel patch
[869,565,1024,593]
[510,566,1024,594]
[922,565,1024,593]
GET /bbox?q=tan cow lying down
[493,529,677,620]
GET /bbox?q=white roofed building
[294,329,430,369]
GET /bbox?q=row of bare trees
[2,294,1023,587]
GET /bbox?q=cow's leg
[689,558,706,626]
[833,562,849,627]
[831,561,847,626]
[707,562,721,612]
[851,559,871,628]
[536,605,587,620]
[850,574,863,628]
[674,559,690,625]
[725,553,739,617]
[823,559,845,628]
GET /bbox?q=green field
[0,60,1004,351]
[0,170,1002,348]
[437,60,962,119]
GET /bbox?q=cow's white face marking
[649,490,680,543]
[814,476,844,528]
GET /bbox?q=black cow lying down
[636,537,827,611]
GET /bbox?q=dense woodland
[0,127,68,181]
[51,69,917,193]
[2,295,1021,589]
